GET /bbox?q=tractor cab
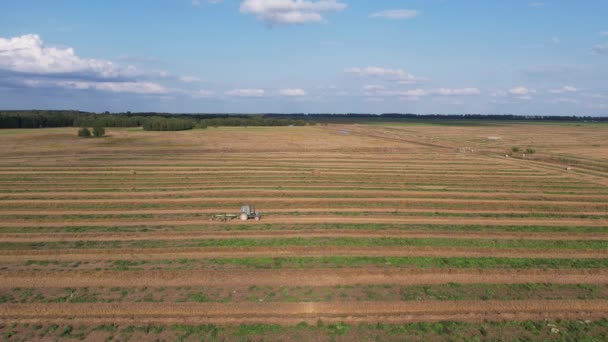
[240,205,262,221]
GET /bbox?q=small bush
[525,148,536,154]
[60,325,73,337]
[78,127,91,137]
[511,147,520,153]
[93,126,105,137]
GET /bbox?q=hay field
[1,123,607,341]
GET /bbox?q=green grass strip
[100,256,608,270]
[3,237,607,250]
[1,319,607,341]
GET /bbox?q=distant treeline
[264,113,608,122]
[1,111,606,130]
[0,111,312,130]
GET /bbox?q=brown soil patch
[1,300,607,324]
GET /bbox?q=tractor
[240,205,262,221]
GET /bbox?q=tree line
[264,113,608,122]
[0,111,313,131]
[2,111,605,131]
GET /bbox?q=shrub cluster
[78,125,105,138]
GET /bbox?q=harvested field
[0,124,607,340]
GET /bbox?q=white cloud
[508,86,534,96]
[591,43,608,55]
[192,0,201,6]
[363,84,386,91]
[434,88,480,96]
[364,87,480,99]
[548,85,577,94]
[506,86,536,100]
[0,34,124,78]
[57,81,168,94]
[279,88,307,96]
[240,0,346,25]
[179,76,201,83]
[0,34,171,95]
[370,9,419,20]
[345,66,425,84]
[226,88,266,97]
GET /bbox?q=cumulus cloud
[226,88,266,97]
[548,85,577,94]
[500,86,536,100]
[370,9,419,20]
[345,66,425,84]
[508,86,534,96]
[57,81,168,94]
[0,34,126,79]
[239,0,346,25]
[279,88,307,96]
[0,34,169,94]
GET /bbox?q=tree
[93,125,105,137]
[78,127,91,137]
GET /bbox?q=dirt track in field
[2,300,607,324]
[1,246,605,262]
[2,229,607,243]
[3,269,607,288]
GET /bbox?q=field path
[1,300,607,324]
[3,269,607,288]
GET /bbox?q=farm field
[1,122,608,341]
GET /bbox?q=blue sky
[0,0,607,115]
